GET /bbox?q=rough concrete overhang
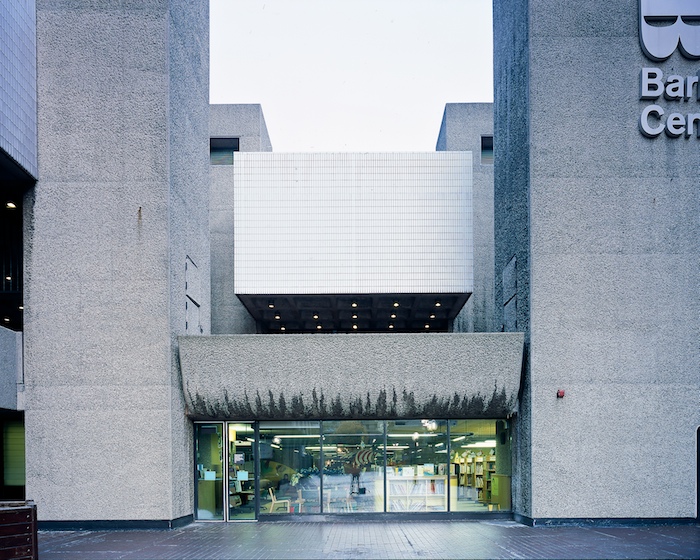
[179,332,524,420]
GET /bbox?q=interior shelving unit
[387,476,447,512]
[456,454,496,503]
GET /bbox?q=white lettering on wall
[639,68,700,138]
[638,2,700,139]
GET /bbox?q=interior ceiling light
[312,313,319,320]
[390,313,396,319]
[425,324,430,329]
[18,306,23,310]
[268,300,275,309]
[351,301,358,308]
[429,314,436,319]
[388,323,394,329]
[5,276,11,281]
[280,325,286,331]
[274,312,281,320]
[352,324,358,330]
[6,201,16,209]
[435,300,442,307]
[393,301,399,307]
[3,317,9,323]
[316,324,322,330]
[351,313,358,319]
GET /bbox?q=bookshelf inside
[387,476,447,512]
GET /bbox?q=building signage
[638,0,700,138]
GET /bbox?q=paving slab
[38,520,700,560]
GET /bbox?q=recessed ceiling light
[312,313,319,320]
[390,313,396,319]
[424,324,430,329]
[18,306,23,310]
[351,314,358,320]
[388,323,394,329]
[429,314,436,319]
[268,300,275,309]
[3,317,9,323]
[316,324,322,330]
[352,324,358,330]
[393,301,399,308]
[274,312,281,320]
[280,325,286,331]
[4,276,10,281]
[6,201,16,209]
[351,301,358,308]
[435,300,441,307]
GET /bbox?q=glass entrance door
[195,423,224,520]
[227,422,257,520]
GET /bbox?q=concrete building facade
[437,103,495,334]
[0,0,697,527]
[494,0,700,523]
[22,0,210,524]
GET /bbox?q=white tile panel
[233,152,472,294]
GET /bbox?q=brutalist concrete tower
[494,0,700,523]
[24,0,210,524]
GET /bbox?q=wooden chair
[268,488,290,513]
[293,489,306,513]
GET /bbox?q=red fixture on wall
[556,389,565,398]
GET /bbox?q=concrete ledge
[515,513,699,527]
[179,332,524,419]
[38,514,194,531]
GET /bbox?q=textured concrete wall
[493,0,532,518]
[180,333,524,419]
[436,103,495,333]
[500,0,700,520]
[25,0,208,522]
[210,104,272,152]
[0,0,37,179]
[168,0,210,522]
[0,327,21,410]
[210,104,271,334]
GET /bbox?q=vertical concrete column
[496,0,700,521]
[25,0,209,523]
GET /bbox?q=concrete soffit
[178,333,525,420]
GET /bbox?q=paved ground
[39,520,700,559]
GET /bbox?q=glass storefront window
[449,419,511,512]
[196,418,512,520]
[258,421,321,514]
[322,420,385,513]
[386,420,448,512]
[195,423,224,520]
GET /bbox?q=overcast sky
[210,0,493,152]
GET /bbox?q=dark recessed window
[210,137,240,165]
[480,135,494,165]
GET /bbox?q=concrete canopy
[179,332,524,420]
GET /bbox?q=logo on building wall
[640,0,700,61]
[638,1,700,138]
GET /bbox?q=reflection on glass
[258,421,321,514]
[386,420,448,512]
[195,423,224,520]
[322,420,385,513]
[228,423,256,520]
[449,419,511,512]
